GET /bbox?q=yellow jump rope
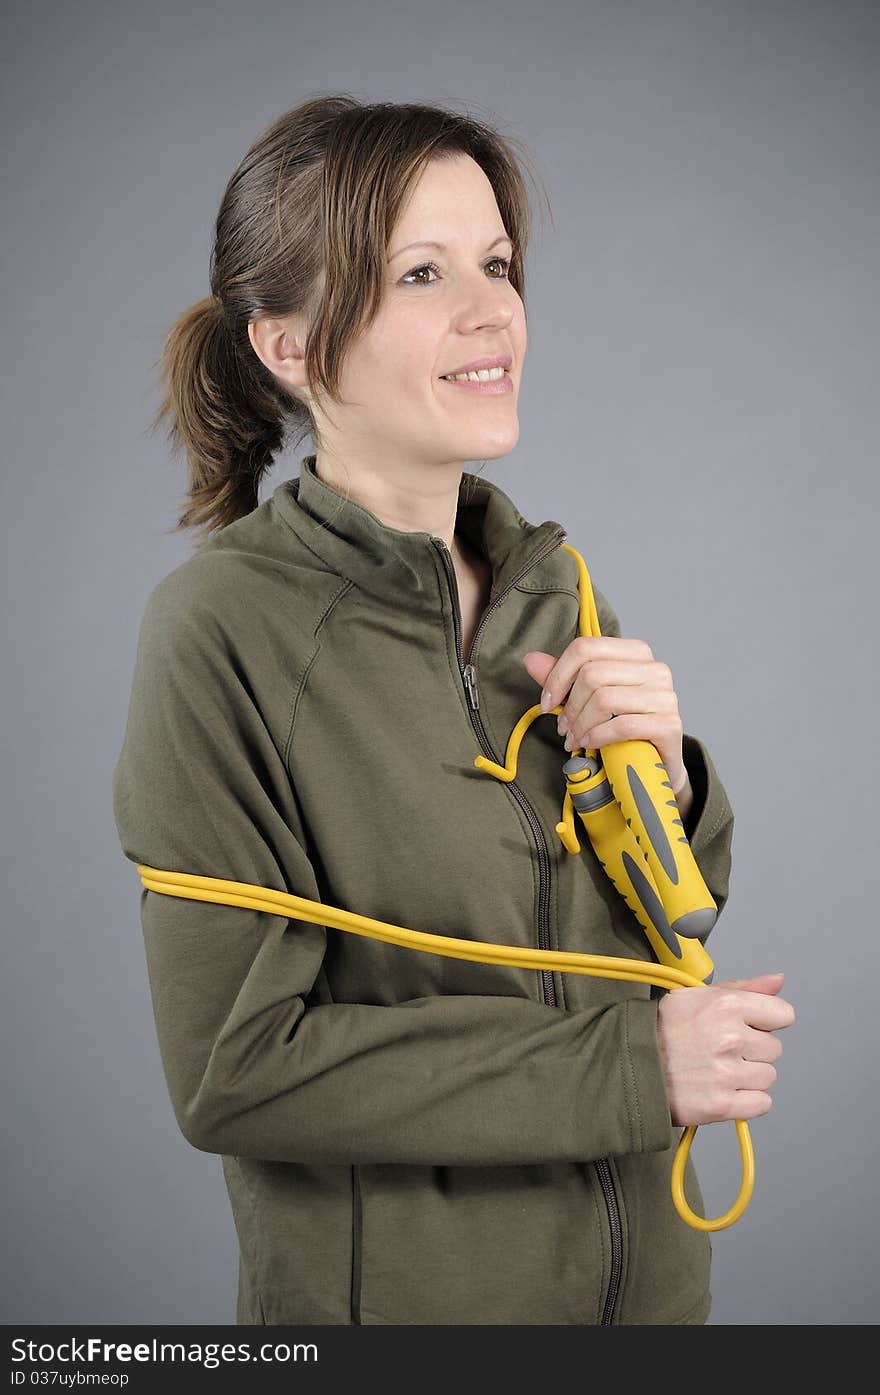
[134,542,754,1232]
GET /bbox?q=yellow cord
[135,862,755,1231]
[130,539,755,1232]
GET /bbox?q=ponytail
[150,293,293,539]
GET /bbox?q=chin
[464,423,520,460]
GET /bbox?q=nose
[454,268,515,334]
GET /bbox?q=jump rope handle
[557,745,716,984]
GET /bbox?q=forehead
[390,153,504,244]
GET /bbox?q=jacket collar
[272,454,566,610]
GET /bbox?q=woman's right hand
[655,972,795,1126]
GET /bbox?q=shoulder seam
[282,576,354,767]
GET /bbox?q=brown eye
[401,262,441,286]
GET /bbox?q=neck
[313,448,466,556]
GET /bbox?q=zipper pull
[463,663,479,710]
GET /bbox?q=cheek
[364,313,437,389]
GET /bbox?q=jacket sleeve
[593,583,735,938]
[112,578,677,1169]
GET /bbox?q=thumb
[715,972,785,995]
[522,650,557,691]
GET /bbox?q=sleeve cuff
[621,997,674,1154]
[678,731,736,935]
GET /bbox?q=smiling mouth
[440,368,510,382]
[438,368,514,394]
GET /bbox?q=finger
[742,1026,784,1063]
[731,1090,773,1120]
[540,636,645,713]
[565,708,680,755]
[522,651,558,694]
[560,664,660,717]
[561,682,671,735]
[738,991,796,1031]
[539,638,602,714]
[735,1059,778,1091]
[717,973,785,995]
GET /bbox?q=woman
[112,94,794,1325]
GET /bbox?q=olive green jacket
[112,454,735,1325]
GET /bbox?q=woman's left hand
[522,638,688,794]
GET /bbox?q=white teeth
[442,365,507,382]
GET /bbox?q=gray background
[2,0,877,1326]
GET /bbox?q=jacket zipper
[594,1158,624,1324]
[432,531,624,1326]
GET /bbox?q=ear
[248,314,311,395]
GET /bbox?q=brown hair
[149,92,549,539]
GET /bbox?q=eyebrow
[388,233,514,262]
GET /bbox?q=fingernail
[557,715,568,735]
[540,689,552,713]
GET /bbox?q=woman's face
[306,151,526,473]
